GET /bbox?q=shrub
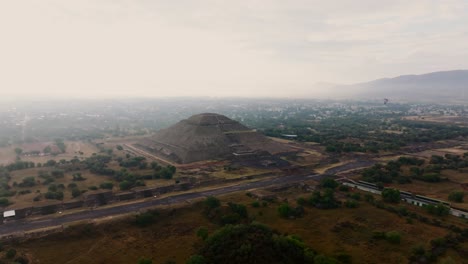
[448,191,464,203]
[6,248,16,258]
[134,211,158,227]
[100,182,114,190]
[196,227,209,241]
[344,200,359,208]
[204,196,220,209]
[424,203,450,216]
[0,198,10,207]
[339,185,350,192]
[278,203,293,218]
[71,188,82,198]
[320,178,338,189]
[385,231,401,244]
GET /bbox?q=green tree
[320,177,338,189]
[381,188,400,203]
[195,223,315,264]
[100,182,114,190]
[14,148,22,156]
[71,188,82,198]
[19,176,36,187]
[0,198,10,207]
[204,196,220,209]
[119,181,132,191]
[424,203,450,216]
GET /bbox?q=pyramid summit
[135,113,292,164]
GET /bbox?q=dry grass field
[11,189,468,264]
[0,141,100,165]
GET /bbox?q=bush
[278,203,293,218]
[119,180,132,191]
[251,201,260,208]
[204,196,220,209]
[385,231,401,244]
[424,203,450,216]
[71,188,82,198]
[6,248,16,258]
[15,256,29,264]
[196,227,209,241]
[19,176,36,187]
[339,185,350,192]
[320,178,338,189]
[344,200,359,208]
[44,191,64,200]
[100,182,114,190]
[0,198,10,207]
[134,211,158,227]
[448,191,464,203]
[297,197,306,206]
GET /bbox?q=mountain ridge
[324,70,468,102]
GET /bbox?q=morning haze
[3,2,468,264]
[1,1,468,99]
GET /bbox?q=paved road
[0,173,321,237]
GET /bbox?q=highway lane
[0,173,320,237]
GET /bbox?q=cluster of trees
[295,178,344,210]
[84,155,115,176]
[152,163,176,180]
[0,169,14,198]
[429,153,468,170]
[187,222,343,264]
[44,184,65,200]
[202,196,249,226]
[119,156,147,169]
[263,112,468,154]
[2,161,35,171]
[424,203,450,216]
[277,203,304,218]
[360,156,453,184]
[112,169,146,191]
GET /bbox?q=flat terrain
[11,187,468,264]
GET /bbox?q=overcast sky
[1,0,468,99]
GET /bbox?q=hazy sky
[1,0,468,98]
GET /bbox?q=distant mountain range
[318,70,468,103]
